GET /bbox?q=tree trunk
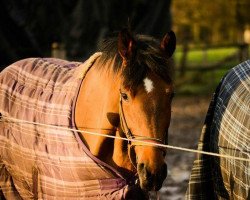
[179,42,189,77]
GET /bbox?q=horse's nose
[137,162,167,191]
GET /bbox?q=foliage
[0,0,172,67]
[172,0,250,45]
[174,46,242,95]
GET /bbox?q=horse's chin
[137,163,167,192]
[138,173,167,192]
[139,181,163,191]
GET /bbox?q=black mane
[98,34,173,90]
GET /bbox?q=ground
[152,96,212,200]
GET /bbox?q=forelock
[98,33,173,90]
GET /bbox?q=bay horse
[0,28,176,199]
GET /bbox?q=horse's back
[186,60,250,200]
[0,57,82,124]
[0,57,82,199]
[0,57,126,199]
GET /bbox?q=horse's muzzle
[137,162,167,191]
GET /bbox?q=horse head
[117,29,176,191]
[75,28,176,193]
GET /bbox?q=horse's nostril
[138,163,145,171]
[137,163,152,180]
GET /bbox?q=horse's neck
[75,59,135,175]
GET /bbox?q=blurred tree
[0,0,72,67]
[172,0,250,45]
[0,0,172,68]
[172,0,250,76]
[62,0,173,59]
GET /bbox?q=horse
[0,28,176,199]
[186,60,250,200]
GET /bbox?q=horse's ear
[160,31,176,58]
[118,28,136,62]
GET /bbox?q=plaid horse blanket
[186,60,250,200]
[0,54,128,199]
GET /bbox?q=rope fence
[0,115,249,162]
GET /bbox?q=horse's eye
[121,93,129,101]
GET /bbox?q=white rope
[1,116,250,162]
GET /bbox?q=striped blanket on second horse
[186,60,250,200]
[0,54,129,199]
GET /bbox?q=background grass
[173,46,244,96]
[174,46,238,66]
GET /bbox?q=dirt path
[153,96,212,200]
